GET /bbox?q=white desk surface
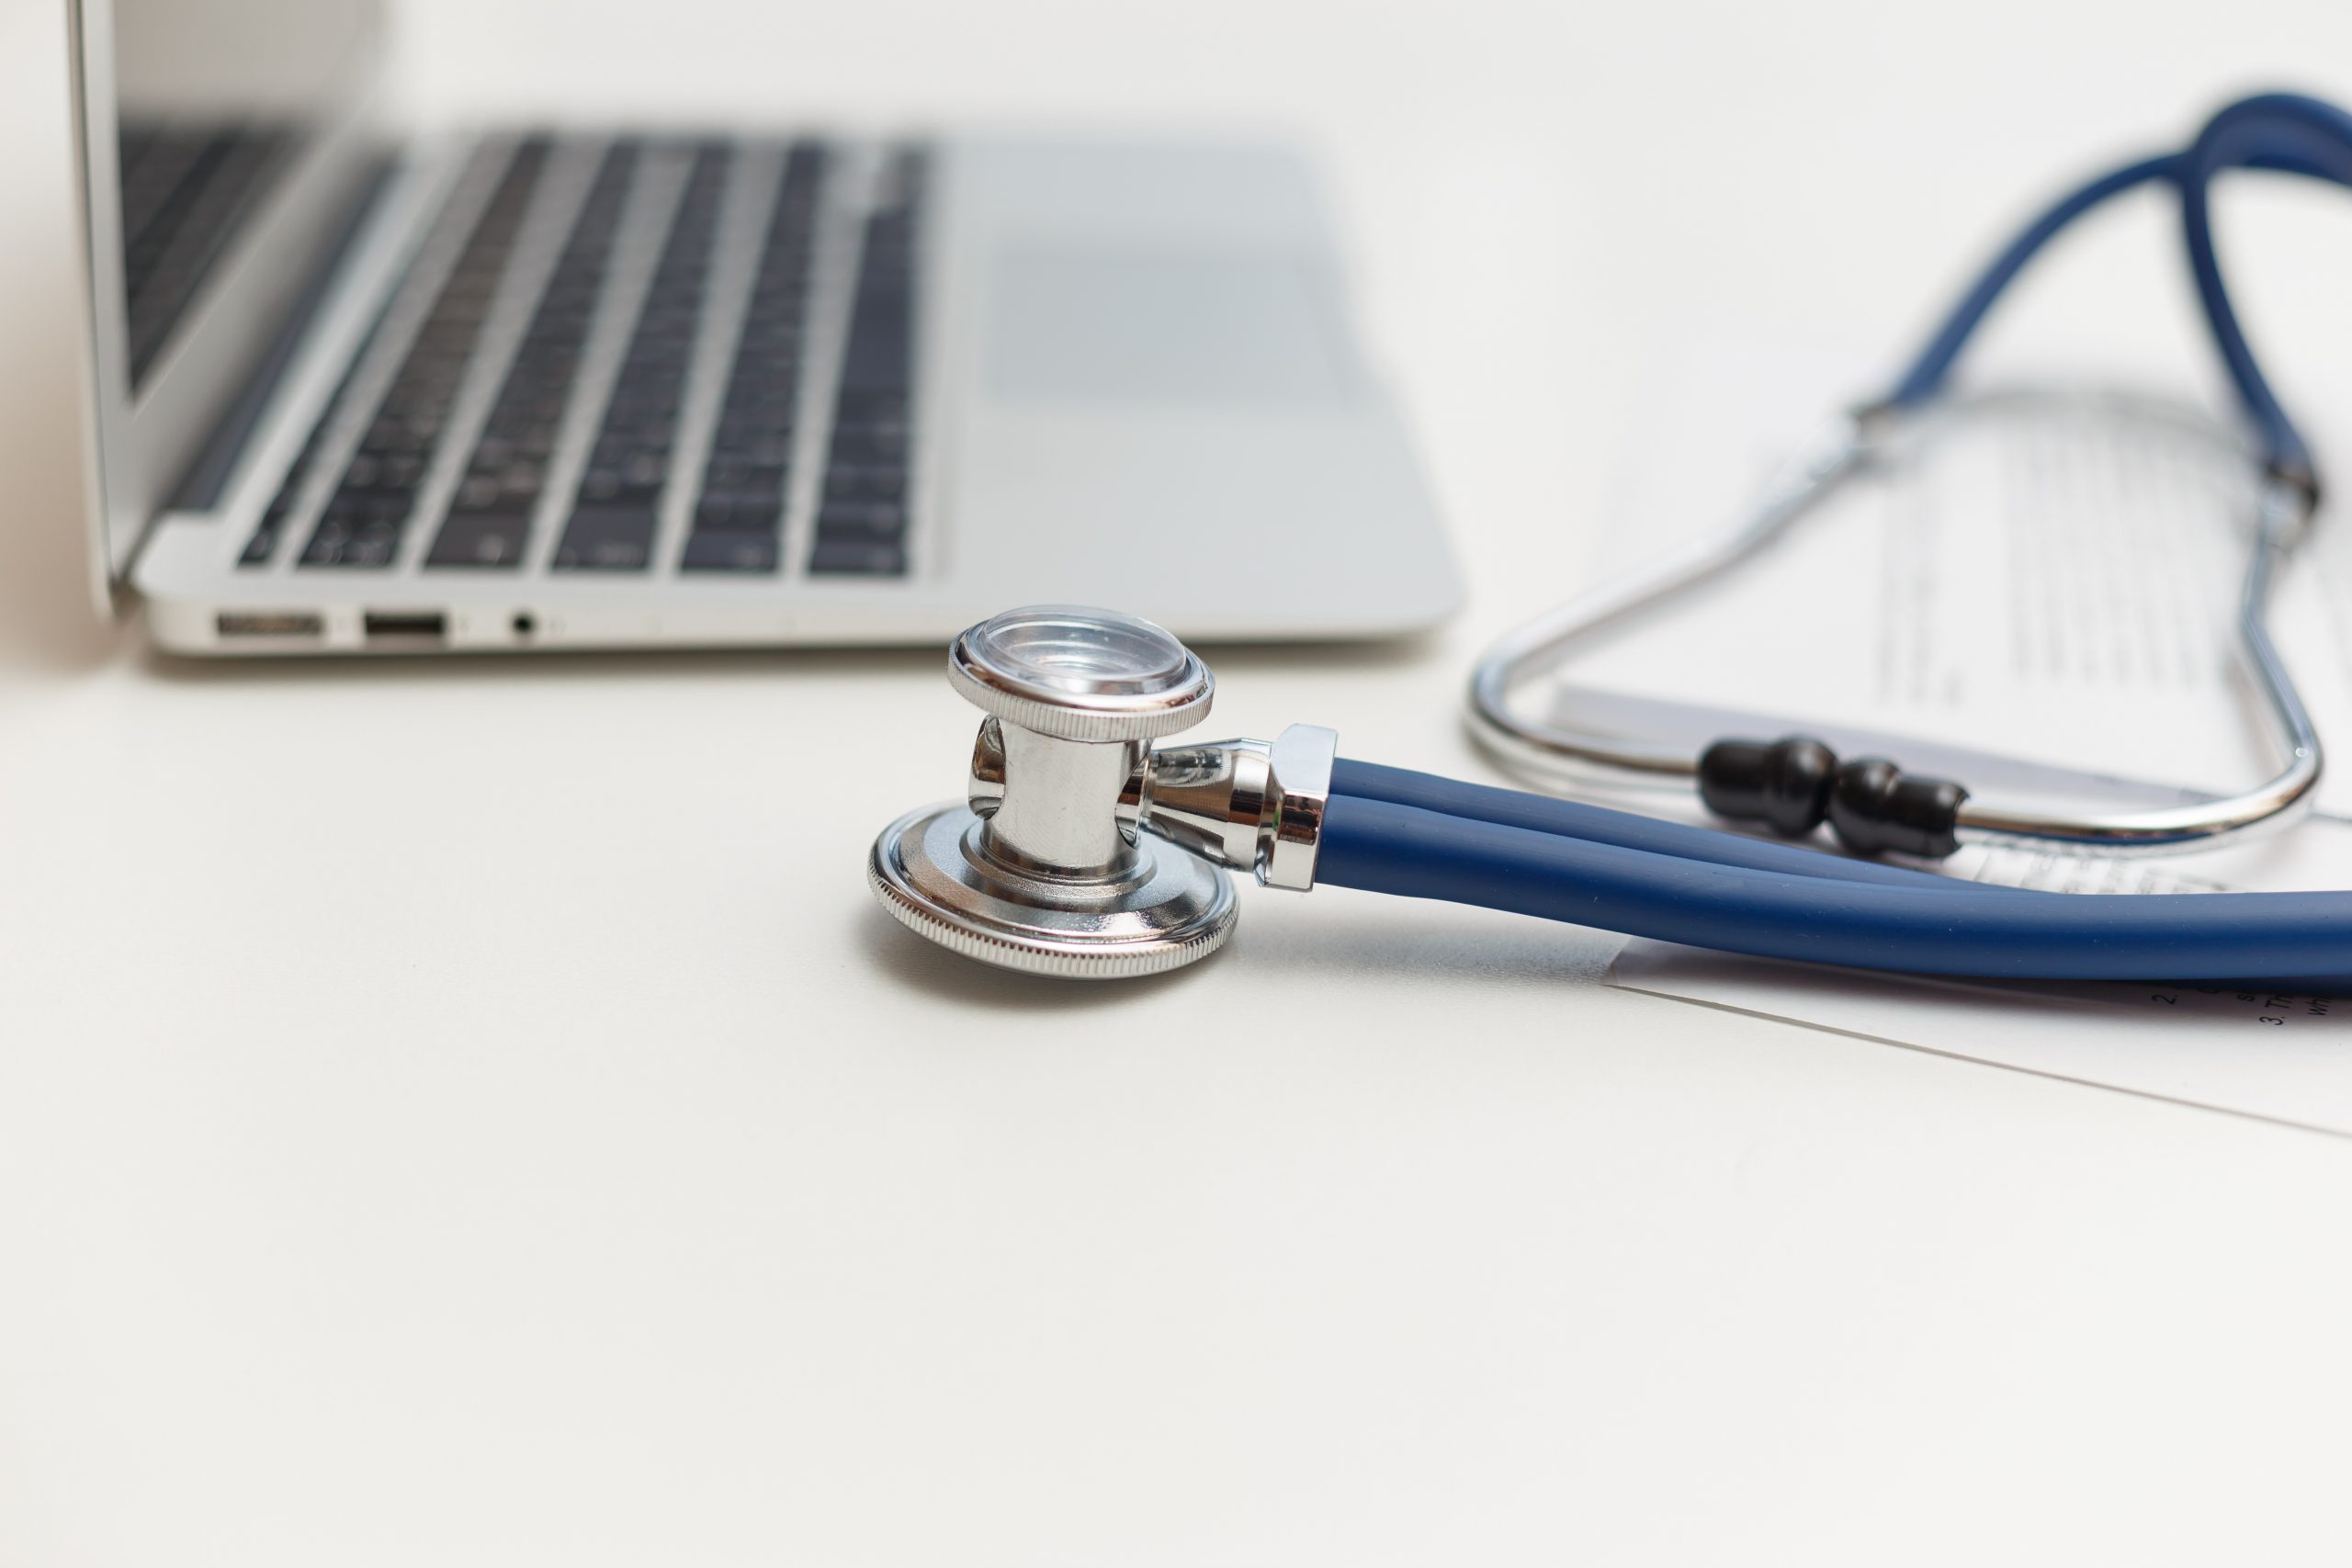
[8,3,2352,1562]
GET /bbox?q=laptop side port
[216,611,325,639]
[362,610,448,644]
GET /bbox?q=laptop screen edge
[70,0,393,608]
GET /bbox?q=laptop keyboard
[295,141,551,569]
[244,134,922,581]
[427,143,639,569]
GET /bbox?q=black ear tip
[1700,736,1965,859]
[1827,758,1967,860]
[1698,735,1838,839]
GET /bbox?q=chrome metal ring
[868,802,1237,979]
[946,604,1214,743]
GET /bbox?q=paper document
[1577,335,2352,1130]
[1612,930,2352,1136]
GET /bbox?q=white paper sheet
[1610,812,2352,1134]
[1585,335,2352,1131]
[1611,934,2352,1136]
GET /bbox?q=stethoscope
[871,92,2352,987]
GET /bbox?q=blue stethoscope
[871,92,2352,986]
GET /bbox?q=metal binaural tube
[1464,393,2327,858]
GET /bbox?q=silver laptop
[65,0,1459,655]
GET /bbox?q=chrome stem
[969,720,1338,890]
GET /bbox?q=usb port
[216,611,324,639]
[362,610,447,643]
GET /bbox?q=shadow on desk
[855,894,1616,1006]
[854,904,1216,1010]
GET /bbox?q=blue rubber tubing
[2175,93,2352,486]
[1316,793,2352,985]
[1886,90,2352,481]
[1331,759,2016,894]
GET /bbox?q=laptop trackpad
[985,249,1351,405]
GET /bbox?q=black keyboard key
[550,507,655,571]
[824,464,904,502]
[576,468,663,507]
[681,532,780,573]
[694,495,781,534]
[824,423,908,464]
[361,420,429,458]
[712,426,793,466]
[424,513,533,568]
[702,458,786,493]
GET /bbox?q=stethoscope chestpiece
[869,606,1241,979]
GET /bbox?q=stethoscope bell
[867,605,1237,979]
[868,605,1336,978]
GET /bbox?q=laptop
[64,0,1460,655]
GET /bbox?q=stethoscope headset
[871,92,2352,987]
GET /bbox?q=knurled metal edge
[945,649,1214,743]
[865,849,1235,980]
